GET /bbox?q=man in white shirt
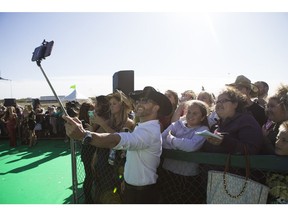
[63,86,172,203]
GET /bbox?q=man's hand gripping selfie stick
[32,40,68,116]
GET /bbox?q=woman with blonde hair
[2,106,18,147]
[92,90,135,203]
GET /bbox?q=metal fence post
[70,138,78,204]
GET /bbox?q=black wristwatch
[82,131,92,145]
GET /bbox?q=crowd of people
[62,75,287,204]
[1,74,288,204]
[0,98,67,147]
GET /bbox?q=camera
[31,40,54,62]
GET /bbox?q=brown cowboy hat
[129,86,172,116]
[226,75,258,97]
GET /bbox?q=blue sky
[1,11,288,99]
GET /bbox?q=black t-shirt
[246,102,267,127]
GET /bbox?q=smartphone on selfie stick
[31,40,68,116]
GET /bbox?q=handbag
[206,146,269,204]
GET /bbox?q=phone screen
[88,111,94,117]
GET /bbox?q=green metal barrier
[162,149,288,172]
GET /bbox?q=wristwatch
[82,131,92,145]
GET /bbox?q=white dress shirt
[114,120,162,186]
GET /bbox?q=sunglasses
[136,97,155,104]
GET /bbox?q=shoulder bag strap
[223,144,250,199]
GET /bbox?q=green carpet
[0,139,74,204]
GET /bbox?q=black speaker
[4,98,16,107]
[112,70,134,96]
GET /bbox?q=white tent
[62,89,90,103]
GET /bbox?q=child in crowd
[159,100,210,203]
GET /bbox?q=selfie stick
[36,60,68,116]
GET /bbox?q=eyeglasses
[215,99,232,104]
[136,98,155,104]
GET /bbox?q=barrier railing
[71,147,288,204]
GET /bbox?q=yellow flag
[70,84,76,89]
